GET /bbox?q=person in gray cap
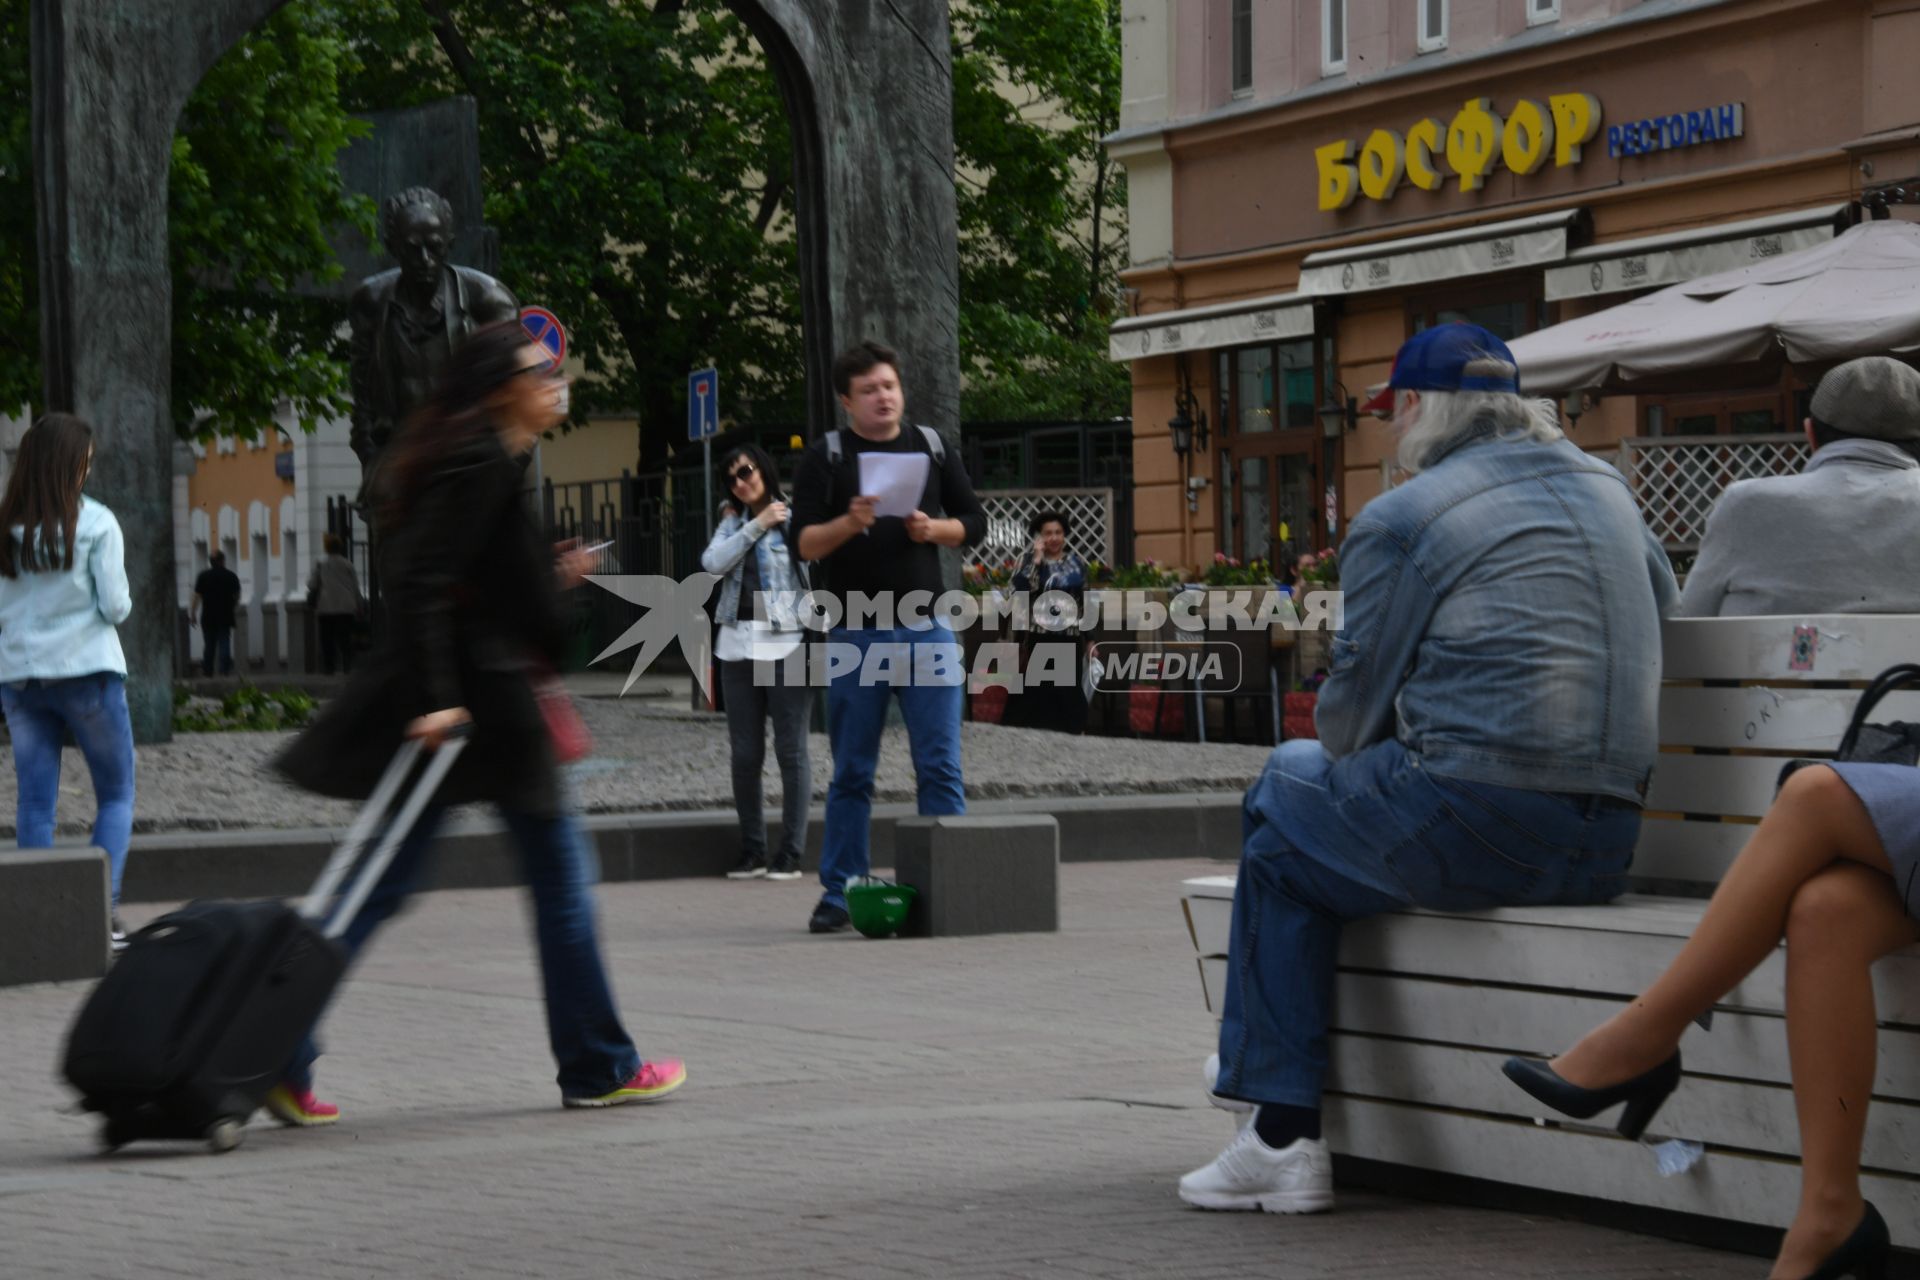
[1678,355,1920,615]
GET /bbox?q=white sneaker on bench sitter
[1202,1053,1255,1120]
[1178,1127,1334,1214]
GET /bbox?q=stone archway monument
[32,0,961,742]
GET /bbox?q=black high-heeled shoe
[1500,1051,1681,1140]
[1796,1201,1889,1280]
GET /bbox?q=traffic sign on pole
[687,367,720,442]
[519,307,567,369]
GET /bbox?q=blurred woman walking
[268,322,683,1125]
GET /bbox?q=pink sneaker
[562,1059,687,1108]
[263,1082,340,1127]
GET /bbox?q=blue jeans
[3,674,136,904]
[819,624,965,907]
[1215,737,1638,1109]
[289,803,642,1099]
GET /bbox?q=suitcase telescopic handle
[301,729,471,936]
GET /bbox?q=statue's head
[380,187,456,292]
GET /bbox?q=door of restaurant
[1214,338,1333,570]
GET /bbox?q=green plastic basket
[845,877,917,939]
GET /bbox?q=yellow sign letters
[1317,93,1604,211]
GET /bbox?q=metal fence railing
[970,488,1117,573]
[1616,434,1810,551]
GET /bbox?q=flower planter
[1283,691,1319,740]
[1128,685,1186,737]
[971,684,1009,724]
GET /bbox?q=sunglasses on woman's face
[729,463,757,485]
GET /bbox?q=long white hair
[1394,373,1565,475]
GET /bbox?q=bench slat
[1330,972,1920,1099]
[1629,819,1751,885]
[1643,754,1782,819]
[1326,1034,1920,1171]
[1660,614,1920,682]
[1325,1097,1920,1248]
[1657,686,1920,751]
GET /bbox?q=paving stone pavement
[0,858,1762,1279]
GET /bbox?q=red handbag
[529,666,592,764]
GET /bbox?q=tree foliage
[340,0,805,465]
[170,6,374,440]
[1,0,1126,446]
[951,0,1128,423]
[0,2,372,438]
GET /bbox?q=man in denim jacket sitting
[1179,324,1678,1214]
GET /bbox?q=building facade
[1109,0,1920,569]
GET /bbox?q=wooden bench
[1181,614,1920,1246]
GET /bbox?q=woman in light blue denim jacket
[0,414,135,948]
[701,444,811,881]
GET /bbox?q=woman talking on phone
[701,443,812,882]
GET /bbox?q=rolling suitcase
[62,734,467,1154]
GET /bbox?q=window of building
[1527,0,1560,26]
[1322,0,1346,75]
[1418,0,1448,53]
[1230,0,1253,96]
[1215,340,1334,568]
[1408,279,1544,344]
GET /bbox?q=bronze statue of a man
[348,186,520,485]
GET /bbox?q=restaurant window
[1527,0,1560,25]
[1409,280,1544,343]
[1417,0,1448,53]
[1322,0,1346,75]
[1230,0,1253,96]
[1640,386,1802,438]
[1215,339,1333,570]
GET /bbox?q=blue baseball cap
[1392,322,1521,394]
[1361,323,1521,414]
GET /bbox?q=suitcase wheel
[204,1118,245,1154]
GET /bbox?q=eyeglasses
[729,463,757,485]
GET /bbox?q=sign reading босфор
[1314,95,1746,213]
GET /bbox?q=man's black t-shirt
[194,566,242,628]
[789,426,986,619]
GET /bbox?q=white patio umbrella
[1509,219,1920,395]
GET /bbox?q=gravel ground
[0,695,1275,837]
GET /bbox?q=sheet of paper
[859,451,931,519]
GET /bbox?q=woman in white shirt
[0,413,135,947]
[701,444,811,882]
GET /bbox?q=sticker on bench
[1790,624,1819,672]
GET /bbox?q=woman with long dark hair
[270,322,683,1126]
[701,442,812,880]
[0,413,135,949]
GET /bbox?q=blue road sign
[520,307,566,369]
[688,367,720,441]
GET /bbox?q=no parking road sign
[688,367,720,441]
[520,306,567,370]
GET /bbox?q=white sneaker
[1202,1053,1255,1119]
[1177,1127,1334,1213]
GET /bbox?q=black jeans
[719,657,812,861]
[201,624,234,676]
[318,614,355,675]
